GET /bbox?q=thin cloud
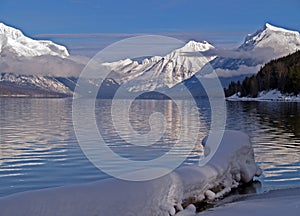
[184,47,276,64]
[214,65,262,78]
[34,31,247,57]
[0,54,89,77]
[35,33,143,39]
[35,31,247,39]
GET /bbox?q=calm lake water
[0,98,299,197]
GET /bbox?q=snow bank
[0,130,261,216]
[177,130,261,209]
[227,90,300,102]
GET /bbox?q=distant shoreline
[227,90,300,102]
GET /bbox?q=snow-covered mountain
[1,22,300,97]
[102,23,300,93]
[240,23,300,55]
[104,40,216,92]
[0,22,69,58]
[0,23,77,96]
[212,23,300,78]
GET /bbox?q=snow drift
[0,130,261,216]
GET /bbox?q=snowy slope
[104,40,216,92]
[0,23,69,58]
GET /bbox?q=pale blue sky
[1,0,300,35]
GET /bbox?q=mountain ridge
[1,22,300,98]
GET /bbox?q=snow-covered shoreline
[227,90,300,102]
[0,130,262,216]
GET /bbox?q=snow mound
[0,23,69,58]
[0,130,261,216]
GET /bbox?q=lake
[0,98,299,197]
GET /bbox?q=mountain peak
[264,23,278,30]
[186,40,205,46]
[264,23,299,35]
[179,40,214,52]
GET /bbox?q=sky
[1,0,300,55]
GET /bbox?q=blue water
[0,98,299,197]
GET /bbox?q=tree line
[224,50,300,97]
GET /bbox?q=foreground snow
[227,90,300,102]
[0,130,261,216]
[197,188,300,216]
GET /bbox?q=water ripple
[0,99,299,196]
